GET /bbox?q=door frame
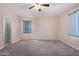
[3,16,12,47]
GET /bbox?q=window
[69,10,79,37]
[23,21,32,33]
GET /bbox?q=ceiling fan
[28,3,50,12]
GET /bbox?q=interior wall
[59,4,79,51]
[21,16,58,40]
[0,5,21,49]
[11,16,21,43]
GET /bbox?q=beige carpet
[0,40,79,56]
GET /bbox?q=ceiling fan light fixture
[34,3,41,9]
[38,8,41,12]
[28,3,50,12]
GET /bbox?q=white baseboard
[11,39,21,44]
[22,39,58,40]
[59,40,79,51]
[0,45,4,49]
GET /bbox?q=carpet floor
[0,40,79,56]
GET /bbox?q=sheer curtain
[69,10,79,37]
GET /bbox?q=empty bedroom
[0,3,79,56]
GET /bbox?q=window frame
[23,20,32,33]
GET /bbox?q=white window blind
[23,21,32,33]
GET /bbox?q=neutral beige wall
[0,5,21,49]
[59,4,79,51]
[11,16,21,43]
[21,16,58,40]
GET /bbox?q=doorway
[3,16,11,47]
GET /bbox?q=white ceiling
[0,3,78,17]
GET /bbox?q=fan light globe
[34,3,41,9]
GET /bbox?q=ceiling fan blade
[41,4,49,7]
[29,5,35,9]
